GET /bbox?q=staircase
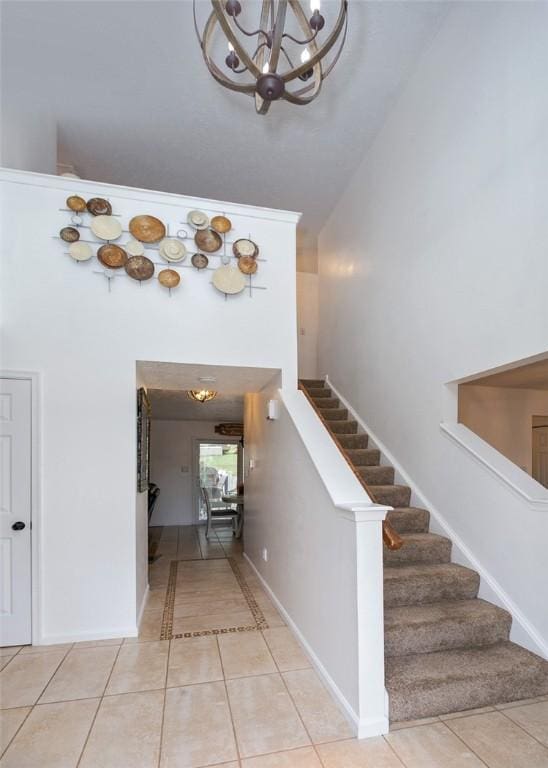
[300,379,548,722]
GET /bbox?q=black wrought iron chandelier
[193,0,348,114]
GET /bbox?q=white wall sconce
[267,399,279,421]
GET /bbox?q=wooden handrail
[299,384,404,551]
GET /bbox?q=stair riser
[371,485,411,507]
[344,449,380,467]
[384,538,451,566]
[307,388,331,398]
[337,434,369,449]
[357,466,395,485]
[387,508,430,534]
[385,614,511,657]
[319,409,348,421]
[384,570,480,608]
[301,380,325,388]
[311,397,339,409]
[327,421,358,435]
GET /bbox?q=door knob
[11,521,25,531]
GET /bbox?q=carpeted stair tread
[312,396,340,409]
[369,484,411,507]
[344,448,381,466]
[384,533,452,566]
[357,465,395,485]
[385,599,512,656]
[337,433,369,449]
[327,420,358,434]
[386,641,548,721]
[386,507,430,533]
[307,388,331,398]
[318,407,348,420]
[384,563,480,607]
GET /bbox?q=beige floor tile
[282,669,353,744]
[227,673,310,758]
[39,646,118,703]
[0,707,31,755]
[167,636,223,687]
[0,698,99,768]
[446,712,548,767]
[0,651,66,708]
[18,642,73,655]
[135,610,163,641]
[106,640,168,695]
[0,648,20,658]
[219,632,277,679]
[173,587,243,603]
[386,722,485,767]
[503,701,548,747]
[0,659,13,672]
[262,628,311,672]
[318,737,405,767]
[390,716,440,731]
[160,682,237,767]
[144,589,167,611]
[242,746,323,767]
[79,689,164,768]
[172,609,255,635]
[173,596,249,619]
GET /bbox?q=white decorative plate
[187,210,209,230]
[68,242,93,262]
[125,239,145,257]
[159,238,187,262]
[212,265,246,295]
[90,215,122,241]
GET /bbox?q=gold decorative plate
[129,215,166,243]
[195,228,222,253]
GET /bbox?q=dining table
[222,494,244,538]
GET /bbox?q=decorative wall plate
[60,226,80,243]
[97,244,128,268]
[238,255,258,275]
[90,215,123,241]
[66,195,87,212]
[212,265,246,295]
[195,228,222,253]
[187,210,209,230]
[125,239,145,257]
[159,238,187,262]
[233,238,259,259]
[86,197,112,216]
[68,242,93,261]
[129,215,166,243]
[158,269,180,288]
[210,215,232,234]
[191,252,209,270]
[125,255,155,281]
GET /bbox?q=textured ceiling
[464,358,548,391]
[148,389,244,422]
[1,1,449,271]
[137,361,278,393]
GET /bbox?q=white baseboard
[326,376,548,659]
[137,584,150,628]
[244,552,387,739]
[37,625,138,645]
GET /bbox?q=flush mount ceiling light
[193,0,348,114]
[188,389,218,403]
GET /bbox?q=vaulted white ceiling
[1,0,449,270]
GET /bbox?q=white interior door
[0,378,32,646]
[532,421,548,489]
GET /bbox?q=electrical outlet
[262,547,268,562]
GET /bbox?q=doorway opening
[195,439,243,522]
[532,416,548,488]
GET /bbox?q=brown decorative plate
[86,197,112,216]
[195,228,222,253]
[210,215,232,234]
[129,215,166,243]
[60,226,80,242]
[66,195,86,212]
[125,255,155,281]
[97,244,128,269]
[233,238,259,259]
[158,269,180,288]
[191,252,209,270]
[238,255,258,275]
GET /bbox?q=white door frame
[1,371,41,645]
[191,436,243,525]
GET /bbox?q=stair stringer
[325,375,548,659]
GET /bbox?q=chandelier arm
[281,27,319,46]
[279,45,295,68]
[255,0,275,114]
[211,0,262,77]
[282,0,346,83]
[231,14,269,39]
[200,10,256,91]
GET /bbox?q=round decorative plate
[159,238,187,262]
[60,226,80,243]
[233,238,258,259]
[238,255,258,275]
[212,265,246,295]
[125,255,155,281]
[158,269,180,288]
[187,210,209,230]
[195,228,222,253]
[86,197,112,216]
[129,215,166,243]
[66,195,86,212]
[68,242,93,261]
[90,215,123,241]
[97,244,127,269]
[125,239,145,257]
[210,215,232,234]
[191,252,209,270]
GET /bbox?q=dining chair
[201,486,240,539]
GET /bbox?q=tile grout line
[441,716,498,767]
[216,634,243,766]
[0,702,34,759]
[381,732,413,768]
[498,705,548,752]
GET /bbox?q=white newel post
[338,504,391,738]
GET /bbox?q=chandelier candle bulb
[310,0,321,11]
[300,48,311,64]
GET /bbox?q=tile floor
[1,524,547,767]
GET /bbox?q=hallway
[1,525,547,767]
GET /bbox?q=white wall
[296,271,319,380]
[460,386,548,475]
[150,420,218,526]
[318,3,548,653]
[0,169,298,643]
